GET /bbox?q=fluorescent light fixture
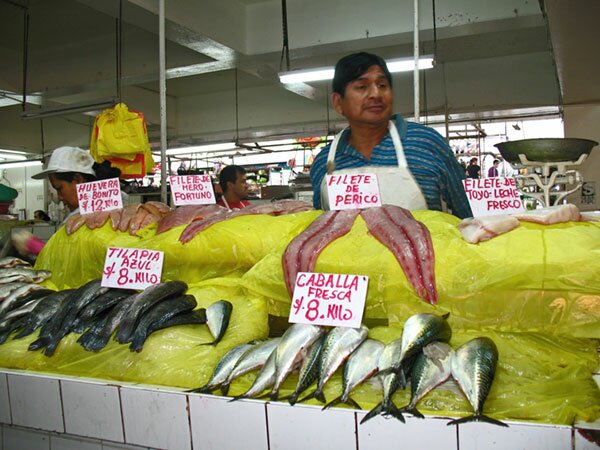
[21,97,118,120]
[279,55,434,84]
[0,154,26,161]
[0,160,42,169]
[165,142,237,156]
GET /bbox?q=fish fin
[13,326,34,340]
[28,336,49,351]
[269,391,279,401]
[314,389,326,404]
[384,403,406,423]
[297,390,315,404]
[220,383,231,396]
[447,414,509,427]
[186,385,215,394]
[399,405,424,419]
[199,340,218,346]
[115,320,135,344]
[441,312,450,320]
[360,402,384,424]
[322,395,342,410]
[346,396,362,410]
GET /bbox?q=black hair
[332,52,393,96]
[34,210,51,221]
[51,160,121,183]
[219,165,246,193]
[493,159,500,164]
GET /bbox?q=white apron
[320,121,428,211]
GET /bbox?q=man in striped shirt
[310,52,472,219]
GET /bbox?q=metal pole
[413,0,420,123]
[159,0,167,204]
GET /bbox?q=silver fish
[269,323,325,400]
[0,256,31,269]
[324,338,384,410]
[360,338,406,424]
[2,297,46,321]
[448,337,508,427]
[0,267,51,284]
[223,338,281,392]
[0,282,30,300]
[0,283,49,317]
[288,335,327,405]
[310,325,369,403]
[188,342,255,394]
[400,341,454,418]
[203,299,233,346]
[231,348,279,401]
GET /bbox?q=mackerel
[129,295,198,352]
[324,338,384,410]
[287,335,326,405]
[269,323,325,401]
[115,281,188,343]
[231,348,278,401]
[188,342,255,394]
[202,300,233,346]
[448,337,508,427]
[307,325,369,403]
[399,342,454,418]
[222,338,282,392]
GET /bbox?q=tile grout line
[58,379,66,434]
[264,402,271,450]
[117,386,127,444]
[186,395,193,450]
[5,374,13,426]
[455,423,460,450]
[354,412,359,450]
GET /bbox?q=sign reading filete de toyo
[289,272,368,328]
[101,247,164,290]
[77,178,123,214]
[169,175,216,206]
[463,177,525,216]
[326,173,381,210]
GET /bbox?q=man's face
[230,172,248,199]
[331,65,393,128]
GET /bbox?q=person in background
[34,210,51,221]
[466,157,481,179]
[487,159,500,178]
[216,165,250,210]
[309,52,472,219]
[12,146,121,257]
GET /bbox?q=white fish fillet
[458,215,520,244]
[512,204,581,225]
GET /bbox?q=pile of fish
[189,314,508,427]
[164,200,314,244]
[283,205,437,304]
[0,279,240,355]
[65,201,172,236]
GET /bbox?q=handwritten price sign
[463,177,525,217]
[77,178,123,215]
[326,173,381,210]
[101,247,164,290]
[169,175,216,206]
[289,272,368,328]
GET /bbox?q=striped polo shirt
[310,114,473,219]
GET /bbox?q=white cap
[32,146,96,180]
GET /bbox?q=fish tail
[115,320,135,344]
[42,340,59,357]
[199,340,217,346]
[399,405,424,419]
[220,383,231,396]
[128,332,147,353]
[323,395,361,411]
[13,326,34,339]
[77,333,109,353]
[447,414,509,428]
[297,390,315,404]
[322,395,342,410]
[345,396,362,410]
[314,388,326,404]
[385,402,406,423]
[360,402,384,424]
[186,385,214,394]
[28,336,48,351]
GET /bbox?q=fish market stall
[0,201,598,449]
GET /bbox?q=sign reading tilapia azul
[289,272,368,328]
[102,247,164,290]
[463,177,525,217]
[169,175,216,206]
[326,173,381,210]
[77,178,123,215]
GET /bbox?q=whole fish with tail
[448,337,508,427]
[269,323,325,401]
[129,295,199,352]
[286,335,326,405]
[399,341,454,418]
[303,325,368,403]
[324,338,384,410]
[14,290,73,340]
[115,281,188,343]
[231,348,279,401]
[202,300,233,346]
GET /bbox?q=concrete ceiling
[0,0,595,155]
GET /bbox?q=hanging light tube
[279,55,434,84]
[165,142,237,156]
[0,160,42,169]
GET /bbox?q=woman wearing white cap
[13,146,121,256]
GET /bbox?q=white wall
[564,104,600,211]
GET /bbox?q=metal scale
[495,138,598,207]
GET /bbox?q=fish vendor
[12,146,122,256]
[216,165,251,211]
[310,52,472,219]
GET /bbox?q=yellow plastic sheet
[0,278,268,388]
[242,211,600,337]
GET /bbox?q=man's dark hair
[332,52,393,96]
[219,165,246,192]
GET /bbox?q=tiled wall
[0,370,598,450]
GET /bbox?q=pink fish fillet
[128,208,150,235]
[156,204,227,234]
[144,201,171,215]
[118,204,141,232]
[458,215,520,244]
[109,210,122,230]
[85,211,110,230]
[65,214,86,235]
[512,204,582,225]
[360,206,433,304]
[380,205,438,304]
[282,211,340,296]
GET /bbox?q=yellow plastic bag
[241,210,600,337]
